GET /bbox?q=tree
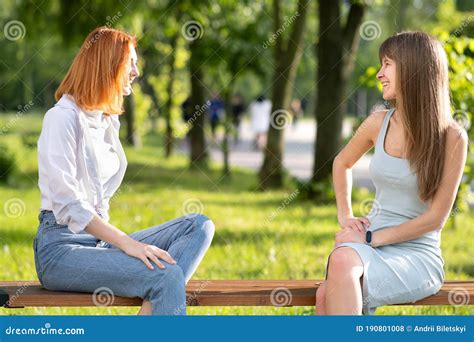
[258,0,310,189]
[140,2,183,157]
[204,2,269,176]
[440,33,474,227]
[310,0,366,193]
[188,35,209,168]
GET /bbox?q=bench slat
[1,280,473,308]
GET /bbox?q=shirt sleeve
[39,107,96,233]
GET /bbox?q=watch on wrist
[365,230,373,247]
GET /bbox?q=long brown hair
[55,27,137,114]
[379,32,452,202]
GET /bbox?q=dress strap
[375,108,396,149]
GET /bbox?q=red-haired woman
[34,27,214,315]
[316,32,468,315]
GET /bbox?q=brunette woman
[316,32,468,315]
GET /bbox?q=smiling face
[122,44,139,96]
[376,56,397,101]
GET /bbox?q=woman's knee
[191,214,215,244]
[316,281,326,304]
[146,264,187,314]
[150,264,185,291]
[327,247,363,278]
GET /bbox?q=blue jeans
[33,210,214,315]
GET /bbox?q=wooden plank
[1,280,473,308]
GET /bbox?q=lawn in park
[0,113,473,315]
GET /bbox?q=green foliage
[1,115,474,315]
[440,33,474,209]
[0,142,16,183]
[21,131,38,149]
[130,83,153,142]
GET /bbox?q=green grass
[0,113,473,315]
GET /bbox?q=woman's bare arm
[85,215,132,249]
[371,125,468,247]
[333,111,386,230]
[85,216,176,269]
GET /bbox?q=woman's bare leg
[137,300,152,315]
[325,247,364,315]
[315,281,327,315]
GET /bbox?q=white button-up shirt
[37,95,127,233]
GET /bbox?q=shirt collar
[55,94,78,111]
[56,94,104,116]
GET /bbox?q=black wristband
[365,230,372,246]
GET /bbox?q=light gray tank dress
[325,108,445,315]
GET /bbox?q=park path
[179,119,376,191]
[178,119,474,208]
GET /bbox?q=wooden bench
[1,280,473,308]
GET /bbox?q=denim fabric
[33,210,214,315]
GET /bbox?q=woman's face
[377,56,397,101]
[123,44,139,96]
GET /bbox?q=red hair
[55,27,137,114]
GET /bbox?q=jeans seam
[136,219,191,243]
[145,265,184,302]
[171,217,200,263]
[33,237,44,284]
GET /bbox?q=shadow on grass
[0,229,35,246]
[123,162,259,193]
[212,229,333,246]
[455,263,474,278]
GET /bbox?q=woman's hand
[334,227,366,247]
[84,216,176,270]
[338,216,370,233]
[121,239,177,270]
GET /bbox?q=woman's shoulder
[368,109,389,124]
[355,109,389,144]
[445,120,468,151]
[447,120,468,138]
[43,97,80,132]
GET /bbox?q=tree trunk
[124,95,141,148]
[222,84,234,176]
[188,38,208,168]
[164,33,178,158]
[311,0,365,187]
[140,78,159,134]
[258,0,310,189]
